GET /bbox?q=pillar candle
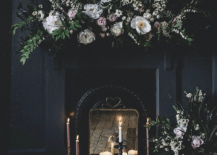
[100,151,111,155]
[146,117,151,155]
[128,150,138,155]
[111,142,114,155]
[119,117,122,143]
[76,135,79,155]
[67,118,70,148]
[146,128,149,148]
[122,152,127,155]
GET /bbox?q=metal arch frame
[74,85,148,134]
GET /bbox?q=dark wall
[0,0,12,154]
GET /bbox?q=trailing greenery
[19,28,44,65]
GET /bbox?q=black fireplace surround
[7,1,217,155]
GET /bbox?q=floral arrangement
[10,0,209,64]
[148,88,217,155]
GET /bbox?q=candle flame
[76,135,79,140]
[119,116,122,122]
[67,118,70,123]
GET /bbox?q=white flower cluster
[152,0,168,12]
[172,29,188,40]
[128,32,140,45]
[132,1,144,12]
[184,89,206,102]
[170,138,183,155]
[121,0,135,6]
[161,21,170,37]
[183,9,198,13]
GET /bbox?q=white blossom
[83,4,103,19]
[194,124,200,130]
[131,16,151,35]
[192,136,204,149]
[186,93,192,98]
[42,11,64,34]
[143,13,152,19]
[110,22,124,36]
[122,0,134,6]
[177,119,189,130]
[77,29,95,45]
[115,9,123,17]
[36,10,44,21]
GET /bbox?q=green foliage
[10,16,33,35]
[19,29,44,65]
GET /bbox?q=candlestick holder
[67,147,71,155]
[114,140,127,155]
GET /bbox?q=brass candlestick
[67,147,71,155]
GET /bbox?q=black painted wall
[0,0,12,154]
[7,0,217,155]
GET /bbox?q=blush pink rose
[96,17,107,27]
[68,10,77,19]
[173,127,185,137]
[108,14,117,22]
[192,138,201,149]
[66,0,70,4]
[102,27,107,32]
[153,21,161,29]
[100,33,105,38]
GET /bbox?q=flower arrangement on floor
[147,87,217,155]
[10,0,210,64]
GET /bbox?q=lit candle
[111,142,114,155]
[67,118,70,148]
[76,135,79,155]
[119,117,122,143]
[146,117,151,155]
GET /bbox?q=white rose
[186,93,192,98]
[83,4,103,19]
[110,22,124,36]
[78,29,95,45]
[131,16,151,35]
[42,11,64,34]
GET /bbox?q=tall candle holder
[114,140,127,155]
[67,147,71,155]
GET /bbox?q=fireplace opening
[65,68,156,155]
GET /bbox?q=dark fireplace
[65,68,156,155]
